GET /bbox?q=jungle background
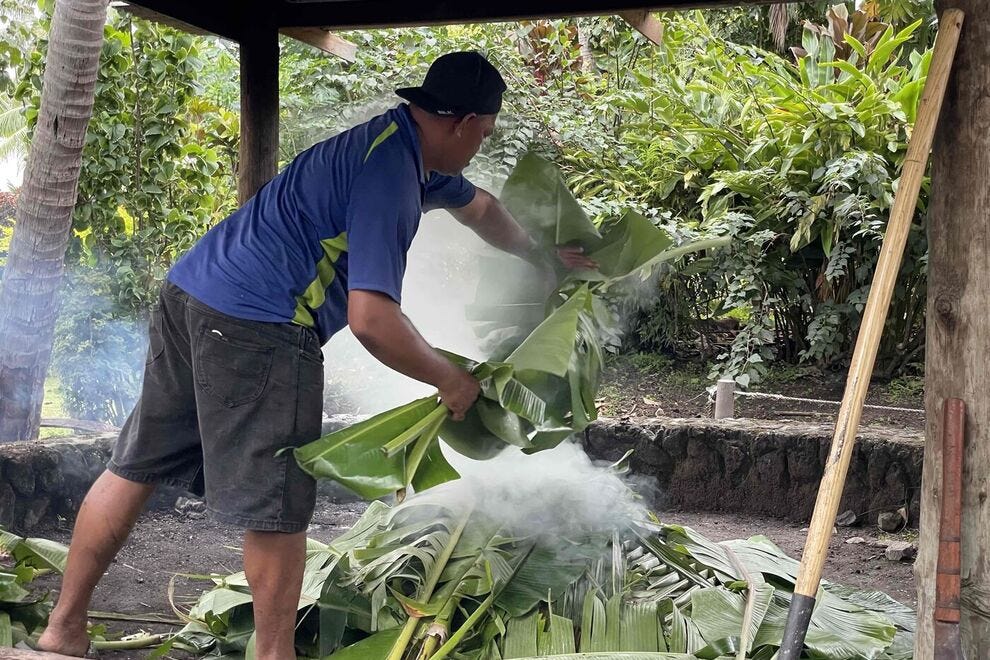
[0,0,935,429]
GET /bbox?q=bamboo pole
[778,9,965,658]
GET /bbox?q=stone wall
[582,417,924,523]
[0,417,924,531]
[0,433,115,531]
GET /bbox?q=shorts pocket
[195,327,275,408]
[145,305,165,366]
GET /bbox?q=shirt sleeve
[423,174,477,212]
[344,167,420,304]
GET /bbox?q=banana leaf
[499,152,601,249]
[688,584,775,652]
[326,627,402,659]
[507,286,591,377]
[0,611,11,647]
[0,529,68,573]
[497,538,608,617]
[293,395,445,499]
[439,404,512,460]
[504,655,696,660]
[580,212,675,281]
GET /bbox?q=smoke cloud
[412,441,653,540]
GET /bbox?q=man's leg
[243,529,307,660]
[37,470,154,656]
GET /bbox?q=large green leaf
[538,613,577,655]
[503,611,540,658]
[326,627,403,659]
[587,212,674,280]
[0,611,11,647]
[620,602,662,652]
[294,396,438,499]
[0,572,29,604]
[507,286,590,377]
[410,441,460,493]
[499,152,601,248]
[689,584,775,652]
[497,537,607,617]
[439,405,509,460]
[476,398,533,448]
[504,655,695,660]
[611,236,732,284]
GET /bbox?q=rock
[846,536,867,545]
[4,457,36,497]
[878,510,906,533]
[174,496,207,518]
[16,496,50,530]
[836,510,858,527]
[0,483,15,527]
[885,541,917,561]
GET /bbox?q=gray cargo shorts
[108,281,325,533]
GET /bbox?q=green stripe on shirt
[293,232,348,327]
[364,121,399,162]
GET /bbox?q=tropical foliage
[293,154,728,498]
[546,8,933,386]
[0,0,939,424]
[171,460,912,659]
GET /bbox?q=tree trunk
[0,0,108,442]
[915,3,990,657]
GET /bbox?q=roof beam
[121,0,241,40]
[280,27,358,62]
[276,0,788,30]
[619,9,663,45]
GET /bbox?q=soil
[26,499,917,659]
[599,355,925,431]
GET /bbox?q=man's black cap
[396,51,507,117]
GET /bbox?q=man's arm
[449,188,598,270]
[348,290,479,420]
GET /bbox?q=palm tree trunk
[0,0,107,442]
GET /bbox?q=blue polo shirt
[167,104,476,344]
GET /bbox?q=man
[39,51,594,659]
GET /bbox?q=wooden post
[714,377,735,419]
[779,10,963,657]
[238,23,279,205]
[916,2,990,657]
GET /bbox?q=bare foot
[37,621,91,657]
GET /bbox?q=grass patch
[594,383,623,417]
[619,352,708,389]
[40,376,72,438]
[883,375,924,402]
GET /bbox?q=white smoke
[422,441,651,538]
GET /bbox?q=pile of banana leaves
[293,153,729,499]
[173,451,914,660]
[0,528,69,647]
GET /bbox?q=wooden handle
[790,8,965,600]
[935,398,965,624]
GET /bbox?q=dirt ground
[20,360,922,658]
[598,355,926,431]
[26,498,917,659]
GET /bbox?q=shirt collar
[394,103,427,185]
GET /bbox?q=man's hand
[556,245,598,271]
[438,365,481,421]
